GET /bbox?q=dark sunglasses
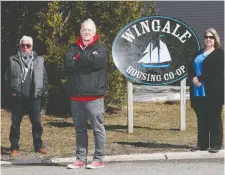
[204,36,215,40]
[20,44,32,48]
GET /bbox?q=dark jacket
[5,51,48,99]
[188,48,224,107]
[64,35,108,97]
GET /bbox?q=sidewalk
[1,150,224,165]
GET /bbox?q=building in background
[155,1,224,48]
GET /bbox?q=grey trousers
[71,98,106,162]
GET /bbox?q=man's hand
[73,53,80,61]
[12,93,16,96]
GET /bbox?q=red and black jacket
[64,34,108,100]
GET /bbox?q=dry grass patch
[1,101,223,161]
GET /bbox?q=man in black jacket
[64,18,108,169]
[5,35,48,156]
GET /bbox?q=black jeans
[9,97,43,151]
[194,100,223,149]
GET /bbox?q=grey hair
[19,35,33,46]
[80,18,96,34]
[204,28,221,48]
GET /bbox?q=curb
[1,150,224,165]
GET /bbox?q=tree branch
[61,11,71,29]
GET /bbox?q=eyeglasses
[20,44,32,48]
[204,36,215,40]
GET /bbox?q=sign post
[180,78,186,131]
[127,81,134,133]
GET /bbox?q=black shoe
[208,148,220,153]
[190,146,208,152]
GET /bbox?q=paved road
[133,85,189,102]
[2,159,223,175]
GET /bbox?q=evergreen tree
[34,1,155,114]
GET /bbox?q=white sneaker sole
[67,164,86,169]
[86,165,104,169]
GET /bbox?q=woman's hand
[192,76,202,87]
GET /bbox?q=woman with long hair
[188,28,224,153]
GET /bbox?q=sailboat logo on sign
[138,35,172,68]
[112,16,200,85]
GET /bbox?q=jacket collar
[75,34,99,50]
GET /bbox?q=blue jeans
[71,98,106,162]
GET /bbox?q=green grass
[1,101,223,160]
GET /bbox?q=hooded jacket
[64,34,108,99]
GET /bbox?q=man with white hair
[64,18,108,169]
[5,35,48,156]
